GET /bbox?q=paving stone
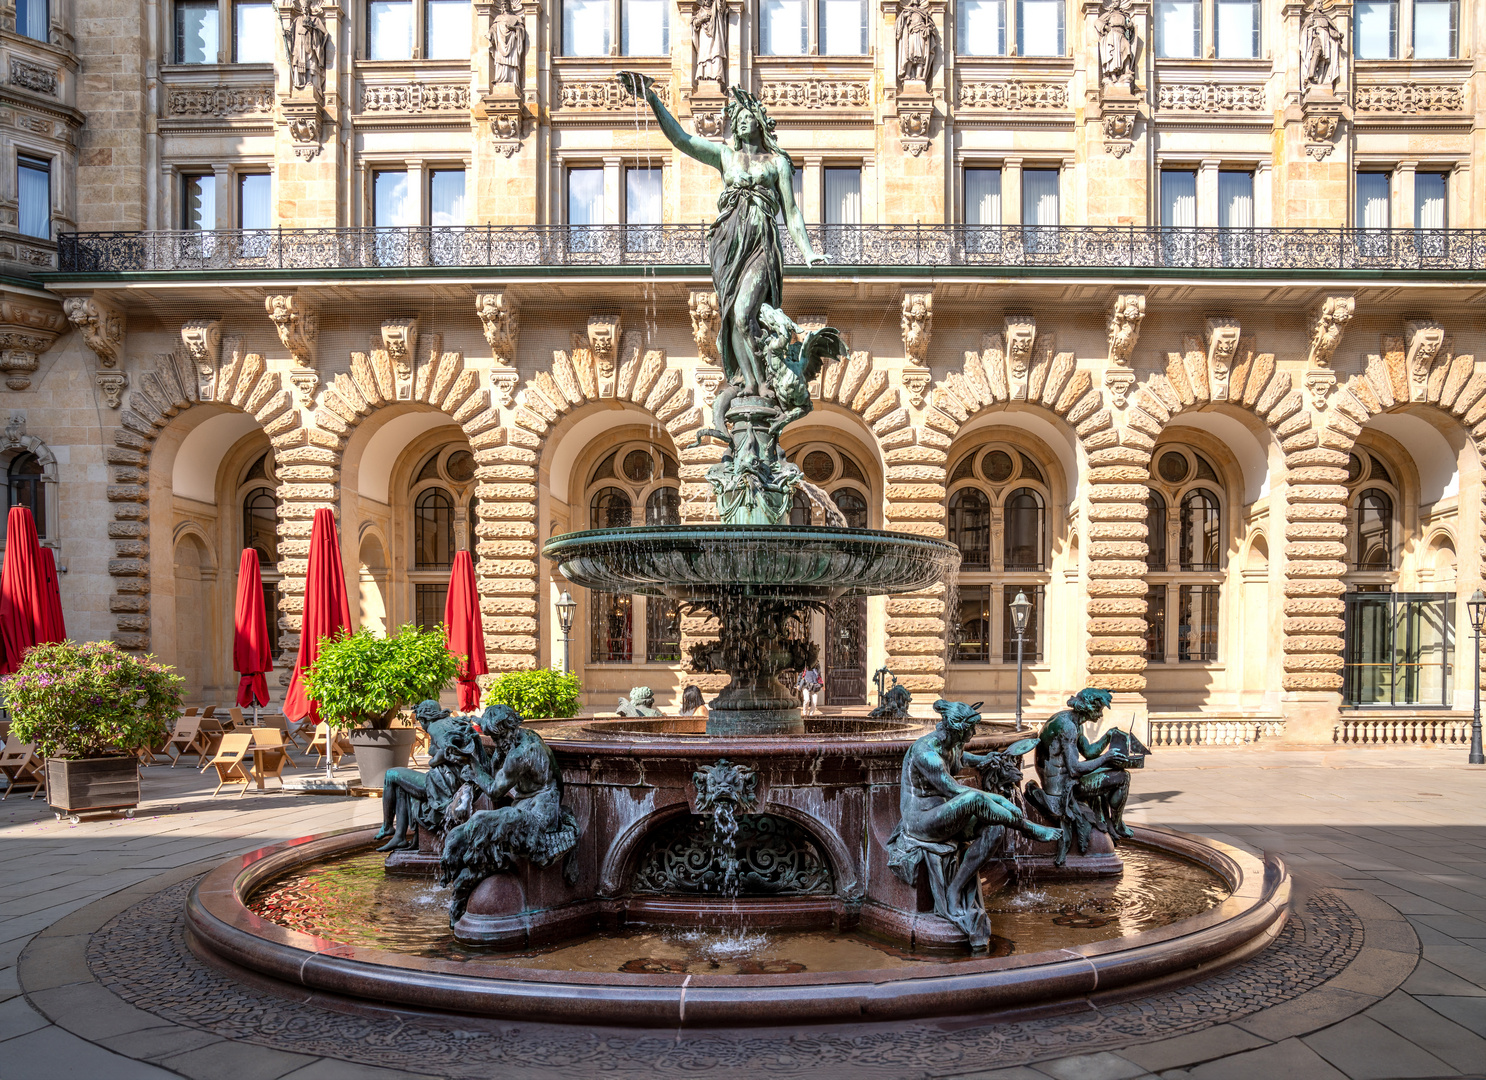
[1302,1015,1456,1078]
[1119,1024,1270,1072]
[943,1068,1049,1080]
[1364,990,1486,1074]
[1175,1038,1350,1080]
[0,996,49,1041]
[97,1023,227,1061]
[1416,994,1486,1037]
[0,1023,179,1079]
[278,1061,447,1080]
[1033,1052,1151,1079]
[158,1040,320,1080]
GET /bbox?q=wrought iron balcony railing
[54,224,1486,275]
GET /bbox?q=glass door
[1343,591,1455,706]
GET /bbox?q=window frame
[756,0,870,56]
[366,0,475,60]
[559,0,672,56]
[16,154,51,241]
[16,0,49,44]
[1146,445,1227,665]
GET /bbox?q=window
[591,486,633,528]
[645,486,680,525]
[1218,170,1254,228]
[1344,591,1454,707]
[1155,0,1200,58]
[563,0,613,55]
[1001,584,1044,662]
[242,487,278,564]
[176,0,219,63]
[5,453,45,539]
[1355,0,1397,58]
[17,157,50,240]
[760,0,806,53]
[1004,488,1044,570]
[17,0,47,43]
[759,0,865,55]
[426,0,473,58]
[373,170,411,226]
[965,168,1002,226]
[1414,0,1457,57]
[622,0,670,54]
[646,598,681,662]
[1161,170,1196,229]
[957,0,1005,54]
[625,167,661,224]
[1017,0,1063,56]
[1144,584,1167,662]
[568,167,605,228]
[1177,584,1219,661]
[952,585,992,663]
[1145,491,1167,570]
[1216,0,1259,58]
[415,584,448,632]
[591,592,633,663]
[182,174,216,230]
[1415,172,1447,229]
[1356,172,1390,228]
[832,488,869,529]
[1021,168,1059,255]
[429,170,466,226]
[1179,489,1221,571]
[414,488,455,569]
[234,1,275,62]
[239,174,272,229]
[1356,489,1393,569]
[948,489,990,568]
[824,166,862,259]
[820,0,867,54]
[369,0,415,58]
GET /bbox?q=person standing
[797,665,822,716]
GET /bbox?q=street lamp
[1468,589,1485,765]
[555,591,577,676]
[1010,590,1032,728]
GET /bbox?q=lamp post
[555,591,576,676]
[1468,589,1485,765]
[1010,590,1032,728]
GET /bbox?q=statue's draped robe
[708,178,784,386]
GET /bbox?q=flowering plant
[303,624,460,732]
[3,640,183,760]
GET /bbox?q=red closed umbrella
[0,507,48,675]
[283,508,353,726]
[37,545,65,643]
[233,549,274,712]
[444,550,487,712]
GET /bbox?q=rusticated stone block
[873,407,910,436]
[1283,617,1345,635]
[1281,431,1320,454]
[1287,466,1349,485]
[881,654,945,674]
[1087,501,1147,522]
[277,464,338,482]
[481,577,540,595]
[1125,408,1162,439]
[109,594,149,613]
[1085,483,1148,502]
[1086,635,1147,654]
[113,540,148,559]
[1087,559,1146,578]
[107,521,147,539]
[1282,635,1345,653]
[1285,521,1348,541]
[886,599,945,618]
[1275,410,1312,440]
[1075,408,1113,438]
[111,467,145,485]
[1089,541,1146,560]
[917,426,952,450]
[1121,430,1155,453]
[1087,465,1150,484]
[1286,500,1348,522]
[1065,390,1103,427]
[884,502,946,520]
[475,464,538,482]
[477,445,538,466]
[1087,578,1147,597]
[476,482,538,502]
[277,483,338,501]
[1083,428,1120,451]
[475,520,538,539]
[1282,672,1343,691]
[1286,541,1347,560]
[112,631,149,650]
[888,520,947,539]
[1087,673,1146,692]
[1282,653,1345,672]
[1284,578,1347,597]
[1286,559,1347,578]
[886,445,947,466]
[1286,483,1349,503]
[487,654,538,672]
[1087,597,1148,616]
[1086,654,1146,673]
[476,540,538,558]
[1264,387,1303,428]
[480,559,538,578]
[885,637,946,656]
[1087,617,1148,635]
[1283,597,1345,617]
[105,447,145,467]
[896,675,946,694]
[480,597,540,616]
[1285,447,1350,469]
[887,464,947,483]
[1088,521,1146,540]
[1132,388,1171,424]
[879,427,916,452]
[887,618,946,636]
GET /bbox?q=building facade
[3,0,1485,743]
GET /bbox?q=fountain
[185,77,1290,1027]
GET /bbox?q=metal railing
[54,224,1486,274]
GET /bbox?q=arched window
[1004,488,1045,570]
[414,488,455,569]
[1356,489,1393,570]
[1179,488,1221,571]
[5,452,45,538]
[789,489,812,526]
[645,486,681,526]
[1145,490,1167,570]
[948,488,990,568]
[242,487,279,565]
[591,486,633,529]
[831,488,869,529]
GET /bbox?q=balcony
[53,225,1486,277]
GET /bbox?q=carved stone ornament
[688,290,721,362]
[1004,317,1036,380]
[381,317,420,379]
[9,58,57,95]
[900,291,932,366]
[689,0,727,91]
[1306,295,1354,368]
[1103,369,1135,409]
[1405,319,1446,390]
[695,365,724,407]
[3,412,22,446]
[692,106,726,138]
[1355,83,1464,113]
[1102,108,1136,155]
[0,299,66,391]
[902,369,931,408]
[265,294,318,368]
[1157,83,1265,112]
[1204,318,1241,401]
[95,371,128,409]
[587,314,621,381]
[284,0,330,96]
[489,0,529,93]
[897,104,932,156]
[559,78,669,110]
[289,369,320,408]
[957,81,1068,109]
[476,293,519,366]
[482,84,527,157]
[491,369,519,409]
[757,80,869,109]
[361,83,470,113]
[1106,293,1145,367]
[1304,369,1336,411]
[1301,97,1342,160]
[62,296,125,368]
[180,319,222,376]
[281,98,324,160]
[167,85,273,116]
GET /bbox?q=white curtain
[183,173,215,231]
[1357,173,1390,229]
[1215,0,1258,59]
[1218,171,1253,229]
[18,0,48,43]
[234,1,275,62]
[374,170,411,226]
[567,169,605,225]
[1156,0,1199,58]
[965,169,1002,226]
[18,161,48,239]
[1413,0,1456,58]
[369,0,414,59]
[760,0,806,54]
[957,0,1005,55]
[1415,173,1447,229]
[625,168,662,224]
[177,1,218,63]
[824,168,861,225]
[430,170,466,226]
[820,0,866,54]
[1161,171,1196,228]
[622,0,669,55]
[1022,169,1059,227]
[426,0,473,59]
[1354,0,1397,59]
[1017,0,1062,56]
[239,174,272,230]
[562,0,610,54]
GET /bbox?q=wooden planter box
[46,756,140,820]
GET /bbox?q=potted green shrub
[303,623,460,789]
[2,641,182,821]
[484,668,582,719]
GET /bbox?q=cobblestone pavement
[1,745,1484,1080]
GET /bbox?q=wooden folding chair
[206,733,254,796]
[137,725,173,766]
[0,737,44,800]
[196,717,227,770]
[226,706,246,730]
[307,723,351,771]
[200,705,216,718]
[262,714,304,755]
[247,728,289,792]
[182,707,199,718]
[164,716,207,767]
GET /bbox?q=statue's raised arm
[617,71,723,172]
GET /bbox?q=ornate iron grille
[55,225,1486,273]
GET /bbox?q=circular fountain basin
[186,825,1288,1027]
[543,524,960,601]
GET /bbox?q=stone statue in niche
[1023,688,1143,866]
[615,685,664,717]
[374,701,488,853]
[895,0,937,88]
[1094,0,1137,92]
[490,0,528,92]
[1301,0,1344,95]
[691,0,727,91]
[886,699,1062,950]
[438,704,581,925]
[286,0,330,95]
